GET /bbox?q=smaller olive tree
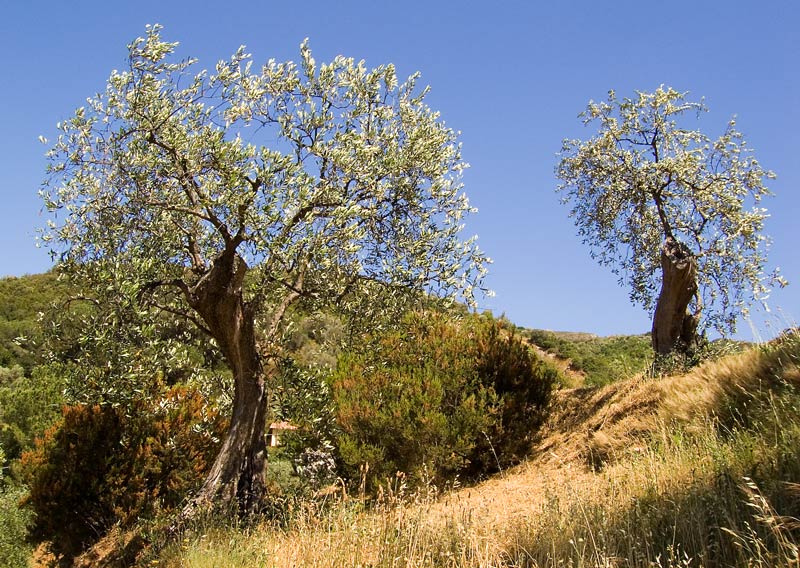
[557,87,785,354]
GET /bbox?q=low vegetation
[0,447,32,568]
[1,272,798,567]
[0,363,66,463]
[19,381,226,562]
[525,328,748,387]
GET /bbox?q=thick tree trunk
[176,248,270,522]
[189,352,269,517]
[651,237,699,355]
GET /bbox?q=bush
[0,363,66,464]
[21,404,120,560]
[19,383,226,562]
[0,447,32,568]
[466,318,559,476]
[0,483,32,568]
[329,312,556,490]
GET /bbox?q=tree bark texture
[180,248,269,519]
[651,237,699,355]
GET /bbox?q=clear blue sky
[1,1,797,339]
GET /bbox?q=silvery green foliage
[557,87,785,336]
[40,25,488,353]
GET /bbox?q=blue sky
[1,1,797,338]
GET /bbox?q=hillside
[523,328,654,387]
[3,272,799,567]
[160,332,800,567]
[0,271,67,373]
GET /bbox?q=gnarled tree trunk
[651,237,699,355]
[177,247,271,523]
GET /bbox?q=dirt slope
[526,341,587,387]
[429,338,800,534]
[426,376,662,531]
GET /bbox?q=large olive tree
[557,87,784,354]
[40,26,488,517]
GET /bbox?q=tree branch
[264,269,305,341]
[145,131,234,245]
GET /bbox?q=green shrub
[466,318,558,476]
[330,312,556,490]
[0,485,32,567]
[0,363,66,464]
[0,446,32,568]
[579,334,653,385]
[19,383,226,562]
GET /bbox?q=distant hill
[523,327,653,386]
[0,271,69,373]
[0,271,660,385]
[533,330,599,342]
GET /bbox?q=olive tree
[40,26,488,518]
[557,87,784,354]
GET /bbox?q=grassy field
[147,331,800,568]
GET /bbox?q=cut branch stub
[651,237,699,355]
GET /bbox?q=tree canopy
[557,87,785,341]
[41,26,487,328]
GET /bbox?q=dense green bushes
[329,312,557,489]
[0,363,66,463]
[2,271,562,557]
[0,447,32,568]
[19,382,226,562]
[467,317,557,476]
